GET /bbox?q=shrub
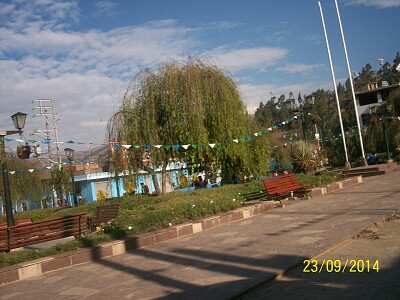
[289,141,318,174]
[96,189,106,202]
[179,173,189,189]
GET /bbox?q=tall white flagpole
[334,0,367,165]
[318,1,351,169]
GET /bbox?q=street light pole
[64,148,78,207]
[0,112,27,226]
[370,104,393,163]
[284,95,307,142]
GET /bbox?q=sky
[1,0,399,156]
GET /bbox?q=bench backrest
[92,204,121,225]
[0,212,87,252]
[263,174,303,196]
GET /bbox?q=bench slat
[90,204,121,227]
[263,174,304,197]
[0,212,87,252]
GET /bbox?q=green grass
[0,171,339,268]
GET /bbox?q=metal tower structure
[31,99,62,166]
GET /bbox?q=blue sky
[1,0,399,154]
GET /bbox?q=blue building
[73,163,189,203]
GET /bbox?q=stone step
[342,170,386,178]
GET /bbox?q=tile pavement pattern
[0,173,399,299]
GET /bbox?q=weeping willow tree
[0,154,45,210]
[108,59,271,194]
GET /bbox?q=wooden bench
[0,212,87,252]
[263,174,305,199]
[88,203,121,232]
[0,217,31,230]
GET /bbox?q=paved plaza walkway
[0,172,399,299]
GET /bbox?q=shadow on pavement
[235,256,400,300]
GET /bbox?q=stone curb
[0,176,362,286]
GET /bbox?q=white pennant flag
[122,145,132,149]
[10,171,15,175]
[155,145,162,149]
[254,132,258,136]
[267,128,272,131]
[233,139,239,143]
[29,169,34,173]
[182,144,190,149]
[293,116,298,119]
[209,143,215,148]
[46,166,52,169]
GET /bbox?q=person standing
[140,182,150,195]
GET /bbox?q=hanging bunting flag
[145,145,152,149]
[209,143,215,148]
[46,166,52,169]
[122,145,132,149]
[114,144,121,149]
[267,128,272,131]
[233,139,239,143]
[246,135,251,140]
[191,144,198,148]
[254,132,258,136]
[182,144,190,150]
[29,169,34,173]
[134,145,141,149]
[155,145,162,148]
[240,137,246,142]
[42,140,51,144]
[173,145,181,150]
[164,145,171,150]
[10,171,15,175]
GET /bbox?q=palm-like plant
[289,141,318,174]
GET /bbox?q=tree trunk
[144,166,162,195]
[161,161,167,194]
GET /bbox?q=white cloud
[210,47,289,73]
[276,63,324,75]
[343,0,400,8]
[0,0,329,147]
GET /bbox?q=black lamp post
[285,93,309,142]
[64,148,78,207]
[370,103,393,162]
[1,112,27,227]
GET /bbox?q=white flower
[128,226,132,230]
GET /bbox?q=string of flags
[5,114,304,150]
[3,112,396,175]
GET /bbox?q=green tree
[108,58,271,194]
[50,165,70,206]
[0,154,44,210]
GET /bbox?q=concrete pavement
[0,172,399,299]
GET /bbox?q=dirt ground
[240,210,400,300]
